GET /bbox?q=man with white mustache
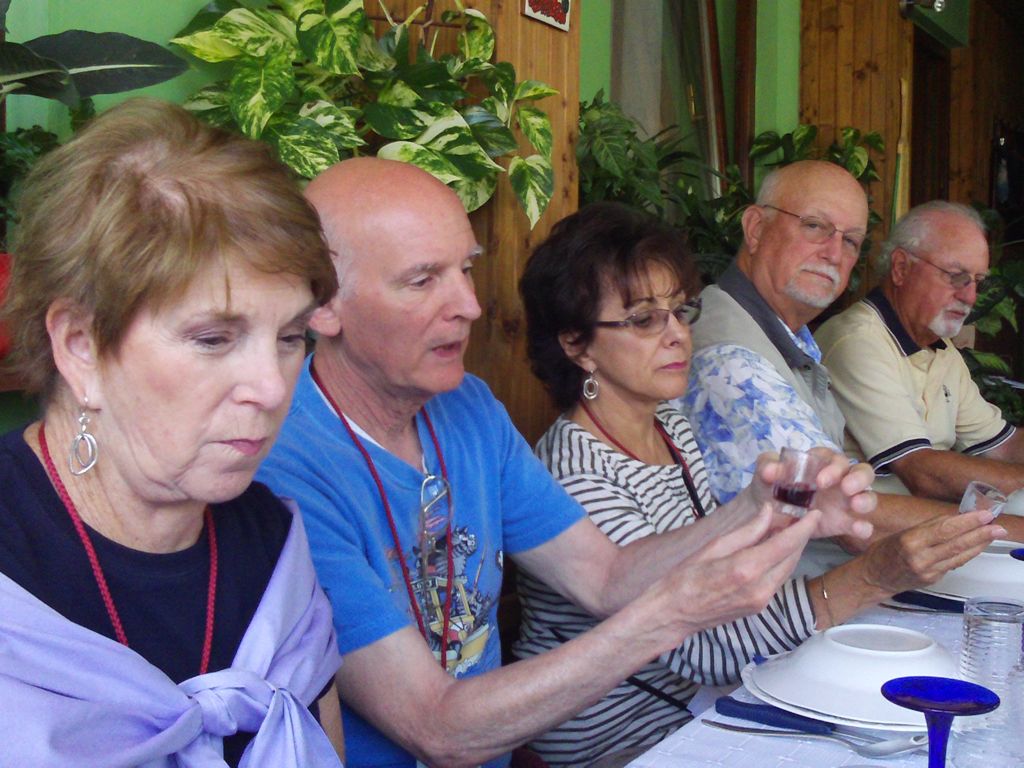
[817,200,1024,500]
[679,164,1024,574]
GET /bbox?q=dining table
[626,603,963,768]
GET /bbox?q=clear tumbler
[951,596,1024,767]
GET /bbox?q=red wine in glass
[773,482,815,508]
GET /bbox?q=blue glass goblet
[1010,548,1024,561]
[881,676,999,768]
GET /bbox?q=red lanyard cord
[311,363,456,670]
[579,401,707,518]
[38,423,218,674]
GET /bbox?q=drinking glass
[950,596,1024,766]
[882,676,999,768]
[958,481,1007,517]
[772,447,829,518]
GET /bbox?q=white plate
[741,664,928,731]
[742,624,957,729]
[928,540,1024,601]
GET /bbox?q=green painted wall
[754,0,800,139]
[579,1,612,102]
[6,0,211,134]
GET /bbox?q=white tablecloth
[626,605,962,768]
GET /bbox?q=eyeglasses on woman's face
[593,297,702,337]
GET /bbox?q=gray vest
[693,265,849,577]
[693,265,846,447]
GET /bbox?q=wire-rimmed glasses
[593,298,702,337]
[900,248,990,291]
[762,204,866,258]
[418,474,452,578]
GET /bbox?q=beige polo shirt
[815,288,1014,494]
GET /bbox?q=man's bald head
[738,160,868,330]
[305,157,468,295]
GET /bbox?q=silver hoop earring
[582,371,599,401]
[69,401,98,476]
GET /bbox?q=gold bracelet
[820,573,836,628]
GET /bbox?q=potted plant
[171,0,557,227]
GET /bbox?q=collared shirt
[677,266,842,503]
[815,287,1013,494]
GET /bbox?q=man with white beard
[816,200,1024,500]
[679,169,1024,574]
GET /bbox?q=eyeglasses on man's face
[900,248,990,291]
[593,297,702,337]
[763,204,866,258]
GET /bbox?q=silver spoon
[701,719,928,758]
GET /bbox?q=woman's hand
[860,509,1006,594]
[747,448,876,541]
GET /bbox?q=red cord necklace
[311,362,456,671]
[579,400,707,518]
[38,422,218,674]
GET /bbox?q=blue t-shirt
[258,360,583,768]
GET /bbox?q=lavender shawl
[0,503,343,767]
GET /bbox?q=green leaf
[377,140,464,185]
[846,146,869,179]
[298,99,365,149]
[862,131,885,152]
[277,0,322,20]
[749,130,781,160]
[210,8,298,59]
[297,8,361,75]
[516,106,552,158]
[182,83,234,127]
[840,126,861,148]
[363,102,429,140]
[480,95,509,125]
[173,0,245,39]
[25,31,187,98]
[171,27,244,62]
[325,0,395,73]
[508,154,553,229]
[791,124,817,156]
[513,79,558,102]
[0,41,73,104]
[457,8,495,62]
[265,115,341,178]
[416,108,503,178]
[482,61,516,103]
[377,78,420,107]
[968,349,1012,375]
[228,51,296,137]
[463,105,518,158]
[591,130,630,179]
[452,172,498,213]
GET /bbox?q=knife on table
[714,695,835,734]
[891,590,964,613]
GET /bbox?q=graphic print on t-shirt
[398,523,497,675]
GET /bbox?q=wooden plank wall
[367,1,579,444]
[949,0,1024,207]
[799,0,913,295]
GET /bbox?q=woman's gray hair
[878,201,985,272]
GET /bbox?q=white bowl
[747,624,957,727]
[928,541,1024,601]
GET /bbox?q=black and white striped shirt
[513,403,816,767]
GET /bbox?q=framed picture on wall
[523,0,571,31]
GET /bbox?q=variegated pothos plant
[172,0,557,227]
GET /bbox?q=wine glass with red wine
[772,447,829,517]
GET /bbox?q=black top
[0,427,292,764]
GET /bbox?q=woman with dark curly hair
[513,202,951,768]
